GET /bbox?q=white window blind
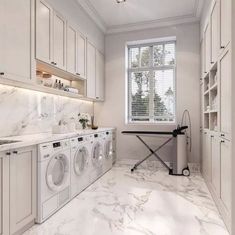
[127,40,176,123]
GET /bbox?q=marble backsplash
[0,84,93,137]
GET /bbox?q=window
[127,40,176,123]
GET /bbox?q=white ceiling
[77,0,204,34]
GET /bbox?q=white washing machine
[70,135,92,198]
[89,133,104,184]
[37,139,71,223]
[103,131,113,173]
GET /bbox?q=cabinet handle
[96,97,99,99]
[0,72,4,75]
[211,62,214,64]
[6,152,11,156]
[221,134,225,137]
[221,46,225,49]
[13,151,18,154]
[76,73,80,76]
[221,140,225,143]
[211,135,214,138]
[51,62,54,65]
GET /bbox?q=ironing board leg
[131,136,173,172]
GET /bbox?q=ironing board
[122,126,189,175]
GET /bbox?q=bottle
[54,79,59,89]
[58,80,61,90]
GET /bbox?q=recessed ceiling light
[116,0,126,3]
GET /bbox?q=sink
[0,140,21,146]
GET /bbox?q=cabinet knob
[96,97,99,99]
[54,62,57,66]
[13,151,18,154]
[0,72,4,75]
[6,152,11,156]
[221,140,225,143]
[211,135,214,138]
[51,62,54,65]
[221,134,225,137]
[76,73,80,76]
[221,46,225,49]
[211,62,214,64]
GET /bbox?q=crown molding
[76,0,204,35]
[106,15,200,34]
[76,0,107,33]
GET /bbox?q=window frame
[126,40,177,124]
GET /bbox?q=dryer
[89,133,104,184]
[37,139,71,223]
[70,135,92,198]
[103,131,113,173]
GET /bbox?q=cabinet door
[202,132,210,180]
[0,0,33,82]
[220,139,231,213]
[220,0,231,49]
[205,24,211,73]
[211,0,219,64]
[211,135,220,196]
[87,42,96,99]
[36,0,53,64]
[95,50,105,101]
[53,11,66,70]
[67,24,77,75]
[9,147,36,235]
[77,33,86,79]
[220,49,231,137]
[0,157,9,235]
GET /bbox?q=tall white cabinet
[201,0,231,231]
[0,0,34,82]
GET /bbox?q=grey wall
[95,22,201,164]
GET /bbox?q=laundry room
[0,0,234,234]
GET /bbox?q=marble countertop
[0,127,115,153]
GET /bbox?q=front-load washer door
[46,154,69,192]
[92,142,103,167]
[105,140,113,160]
[74,146,89,176]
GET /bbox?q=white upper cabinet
[0,0,33,82]
[67,24,77,75]
[36,0,53,64]
[53,11,66,70]
[204,24,211,73]
[220,0,231,50]
[77,33,86,79]
[211,0,219,64]
[220,49,231,137]
[87,42,96,99]
[36,0,67,70]
[95,50,105,101]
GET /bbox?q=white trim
[106,15,200,35]
[76,0,107,33]
[76,0,204,35]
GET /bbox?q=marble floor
[24,161,229,235]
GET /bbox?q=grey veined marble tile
[24,163,229,235]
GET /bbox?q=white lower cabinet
[203,132,231,231]
[220,138,231,213]
[0,146,37,235]
[211,134,220,196]
[202,131,210,180]
[0,157,9,235]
